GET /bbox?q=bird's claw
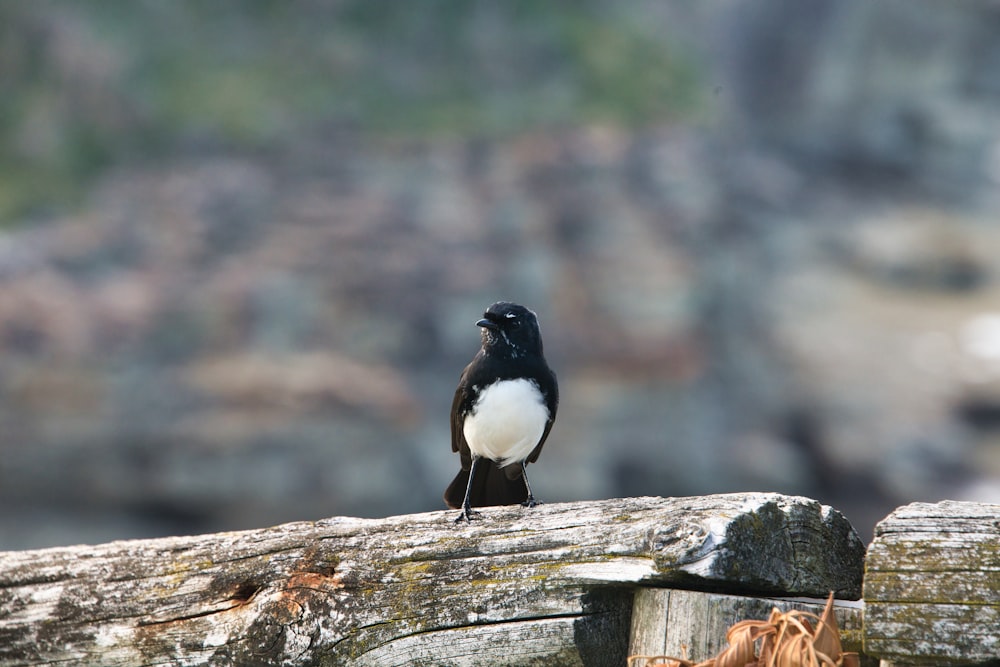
[521,496,541,508]
[454,508,482,523]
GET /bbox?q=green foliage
[0,1,705,222]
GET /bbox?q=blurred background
[2,0,999,550]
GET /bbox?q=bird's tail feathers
[443,461,527,509]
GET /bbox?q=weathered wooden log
[864,500,1000,666]
[0,494,864,666]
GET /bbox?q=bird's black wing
[450,353,481,464]
[525,363,558,464]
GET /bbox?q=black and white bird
[444,301,559,522]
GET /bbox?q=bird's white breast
[463,378,548,468]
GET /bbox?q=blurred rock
[3,0,1000,549]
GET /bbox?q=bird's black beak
[476,318,498,331]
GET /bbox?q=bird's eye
[510,320,522,329]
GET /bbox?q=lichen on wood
[863,500,1000,664]
[0,494,864,666]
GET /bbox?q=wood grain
[0,494,864,666]
[863,500,1000,664]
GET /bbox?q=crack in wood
[349,610,593,661]
[136,582,263,627]
[136,600,247,627]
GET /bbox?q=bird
[444,301,558,522]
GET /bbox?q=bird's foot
[454,507,482,523]
[521,496,541,508]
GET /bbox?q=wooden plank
[0,494,864,666]
[353,617,584,667]
[863,570,999,604]
[628,589,864,662]
[863,500,1000,664]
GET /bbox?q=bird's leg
[520,461,541,508]
[455,456,482,523]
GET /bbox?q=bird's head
[477,301,543,358]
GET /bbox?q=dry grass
[629,593,859,667]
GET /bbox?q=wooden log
[863,500,1000,665]
[0,494,864,666]
[628,589,864,662]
